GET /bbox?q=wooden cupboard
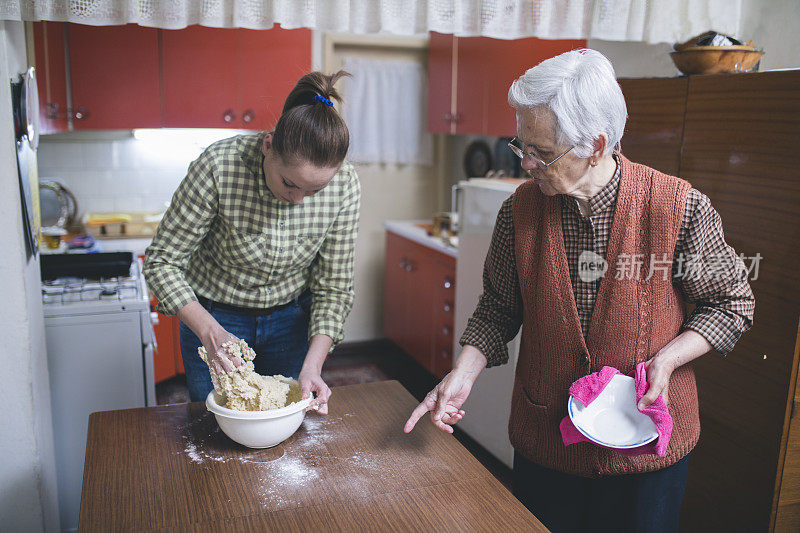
[383,231,456,378]
[774,320,800,531]
[427,33,585,136]
[68,24,162,130]
[150,296,184,384]
[618,77,688,176]
[619,71,800,533]
[138,254,184,384]
[31,22,311,131]
[31,22,68,133]
[161,27,239,129]
[162,26,311,129]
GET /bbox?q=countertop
[383,220,458,258]
[79,380,544,532]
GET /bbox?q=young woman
[144,71,360,414]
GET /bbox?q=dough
[199,339,303,411]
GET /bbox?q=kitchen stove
[41,263,143,305]
[41,257,156,532]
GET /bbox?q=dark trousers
[513,452,690,533]
[179,292,312,402]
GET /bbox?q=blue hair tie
[313,94,333,107]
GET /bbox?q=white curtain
[341,57,433,166]
[0,1,741,44]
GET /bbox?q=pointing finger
[404,401,431,433]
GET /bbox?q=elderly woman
[404,49,754,532]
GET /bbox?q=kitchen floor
[155,339,513,490]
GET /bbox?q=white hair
[508,49,627,158]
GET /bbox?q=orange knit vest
[509,153,699,477]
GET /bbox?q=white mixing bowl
[205,390,312,448]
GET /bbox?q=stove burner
[41,261,143,305]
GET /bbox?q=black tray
[40,251,134,280]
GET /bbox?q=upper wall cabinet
[33,22,69,134]
[69,24,162,130]
[427,33,586,137]
[31,23,311,131]
[161,27,239,129]
[161,26,311,129]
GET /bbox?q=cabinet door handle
[405,261,414,272]
[222,109,236,123]
[442,324,451,336]
[74,106,89,120]
[443,277,453,289]
[441,348,451,359]
[399,257,407,269]
[444,112,452,122]
[242,109,255,124]
[443,300,453,312]
[451,113,461,124]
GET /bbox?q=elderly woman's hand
[638,329,715,411]
[638,354,676,410]
[403,371,470,434]
[403,346,487,434]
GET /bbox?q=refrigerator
[454,178,526,469]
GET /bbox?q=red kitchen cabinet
[383,232,409,347]
[453,36,488,135]
[161,27,238,128]
[32,22,69,133]
[68,24,162,130]
[403,252,436,370]
[139,253,184,384]
[162,25,311,129]
[431,260,456,379]
[427,32,455,134]
[383,230,456,376]
[150,296,184,384]
[31,23,310,131]
[237,28,313,130]
[428,33,586,136]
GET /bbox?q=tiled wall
[36,130,247,216]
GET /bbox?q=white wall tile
[115,139,144,169]
[38,142,84,170]
[152,171,184,196]
[110,169,148,196]
[113,196,143,212]
[79,196,115,215]
[53,171,92,197]
[35,146,58,173]
[82,142,116,169]
[38,133,241,219]
[141,196,171,212]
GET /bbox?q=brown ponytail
[272,70,350,168]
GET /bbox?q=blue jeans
[512,452,690,533]
[179,293,311,402]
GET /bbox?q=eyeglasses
[508,137,574,170]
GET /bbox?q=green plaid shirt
[143,132,361,345]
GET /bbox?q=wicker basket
[670,45,763,75]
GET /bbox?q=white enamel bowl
[206,391,312,449]
[567,374,658,449]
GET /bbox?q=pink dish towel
[559,363,673,456]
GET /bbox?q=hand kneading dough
[199,339,303,411]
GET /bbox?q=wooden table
[80,380,546,531]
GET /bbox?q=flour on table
[199,339,302,411]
